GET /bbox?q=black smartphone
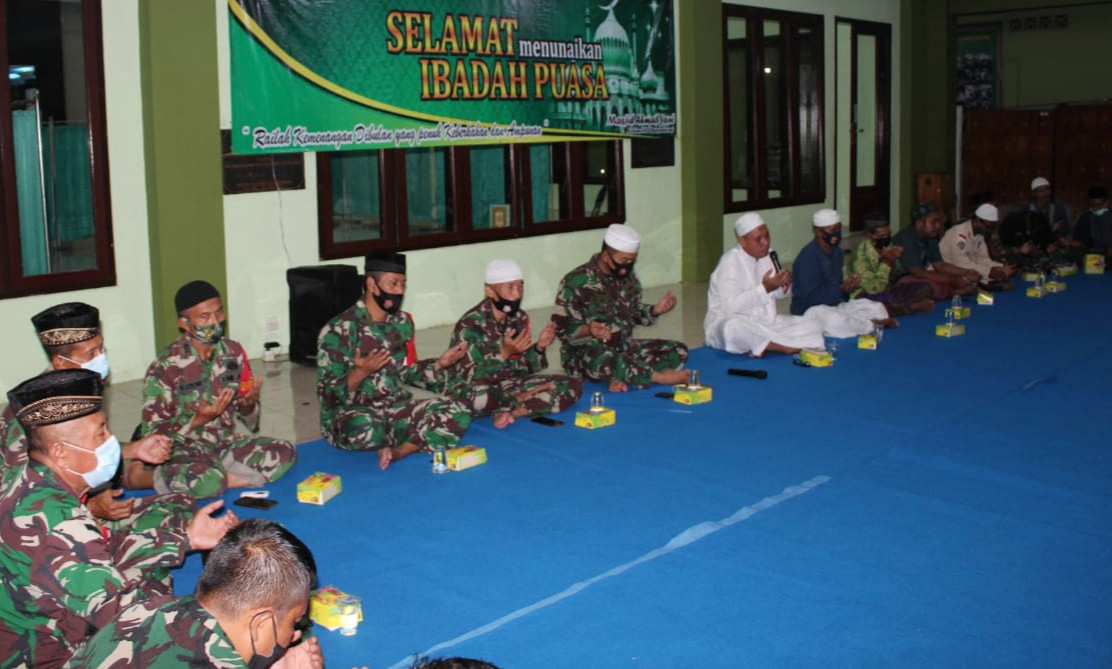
[655,391,675,399]
[233,497,278,510]
[531,416,564,427]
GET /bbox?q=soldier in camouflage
[70,518,322,669]
[552,224,689,392]
[0,369,237,668]
[316,252,471,469]
[140,281,296,498]
[440,258,582,428]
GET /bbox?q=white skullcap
[603,224,641,253]
[812,209,841,227]
[1031,177,1050,191]
[974,203,998,222]
[734,212,765,237]
[484,258,523,285]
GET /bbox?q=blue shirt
[790,239,845,315]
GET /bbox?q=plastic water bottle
[339,595,360,636]
[590,391,605,413]
[432,445,448,474]
[874,323,885,344]
[950,294,961,319]
[688,369,700,389]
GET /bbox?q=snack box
[447,445,487,471]
[799,348,833,367]
[297,472,342,505]
[1055,263,1079,277]
[944,306,971,320]
[976,290,994,305]
[936,323,966,337]
[575,408,616,429]
[309,586,362,631]
[673,384,712,405]
[1025,285,1046,298]
[1084,253,1105,275]
[857,334,877,350]
[1045,280,1066,293]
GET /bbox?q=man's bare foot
[225,471,252,489]
[122,460,155,489]
[608,379,628,392]
[762,342,801,355]
[378,442,421,470]
[873,317,900,329]
[493,412,515,429]
[273,635,323,669]
[651,368,689,386]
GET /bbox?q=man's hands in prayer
[608,379,629,392]
[500,327,533,359]
[435,342,467,371]
[841,273,862,294]
[235,374,262,412]
[124,433,172,465]
[588,321,611,342]
[1019,241,1037,256]
[536,321,556,352]
[989,265,1016,280]
[650,290,677,317]
[189,388,235,431]
[880,245,903,265]
[186,500,239,552]
[87,489,134,521]
[762,268,792,293]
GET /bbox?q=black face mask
[872,236,891,249]
[492,296,522,317]
[247,613,289,669]
[607,253,635,279]
[371,281,404,315]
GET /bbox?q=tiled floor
[103,281,712,445]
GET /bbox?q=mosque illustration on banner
[547,0,673,130]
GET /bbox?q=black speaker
[287,265,363,365]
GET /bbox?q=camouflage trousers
[327,397,472,452]
[561,338,689,388]
[445,374,584,417]
[150,434,296,499]
[106,492,195,593]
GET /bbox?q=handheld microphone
[769,250,783,272]
[728,368,768,379]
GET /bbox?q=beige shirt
[940,220,1001,279]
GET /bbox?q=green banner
[229,0,676,154]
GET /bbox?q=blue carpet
[173,275,1112,669]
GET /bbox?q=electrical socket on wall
[265,316,279,332]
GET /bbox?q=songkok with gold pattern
[31,302,100,349]
[7,369,104,429]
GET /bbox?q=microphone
[728,368,768,379]
[769,250,783,272]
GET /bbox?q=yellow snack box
[297,472,342,505]
[976,291,994,305]
[309,586,362,631]
[936,323,966,337]
[673,384,712,405]
[857,334,877,350]
[1021,271,1041,282]
[575,408,616,429]
[1045,280,1066,293]
[1025,285,1046,298]
[944,306,971,320]
[799,348,833,367]
[1055,264,1078,277]
[1084,253,1105,274]
[447,445,487,471]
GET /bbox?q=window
[723,5,824,211]
[0,0,114,298]
[317,141,624,257]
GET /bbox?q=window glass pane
[798,25,823,196]
[405,147,451,235]
[8,0,97,276]
[854,33,878,188]
[762,19,786,199]
[329,150,382,242]
[470,145,512,230]
[582,142,618,218]
[725,16,750,203]
[529,143,569,223]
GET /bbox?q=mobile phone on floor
[655,391,675,399]
[233,497,278,510]
[531,416,564,427]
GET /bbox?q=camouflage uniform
[67,595,244,668]
[0,460,195,668]
[0,407,27,489]
[552,254,688,388]
[140,335,296,498]
[440,299,582,416]
[316,301,472,452]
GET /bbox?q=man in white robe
[791,208,893,339]
[704,213,825,357]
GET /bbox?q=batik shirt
[552,254,657,348]
[140,335,259,441]
[67,595,246,668]
[0,461,189,667]
[850,236,902,297]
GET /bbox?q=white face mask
[61,351,110,380]
[63,434,121,488]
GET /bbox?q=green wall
[140,1,226,348]
[678,0,725,282]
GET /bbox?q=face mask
[821,232,841,247]
[187,320,224,345]
[247,613,289,669]
[1093,208,1108,217]
[61,351,110,380]
[607,254,635,279]
[492,296,522,317]
[371,281,404,315]
[63,434,121,489]
[872,236,891,249]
